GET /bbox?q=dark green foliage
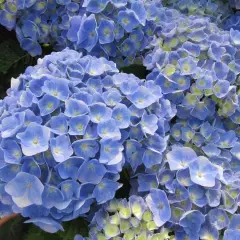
[115,168,131,199]
[24,225,61,240]
[57,218,89,240]
[0,215,26,240]
[0,26,34,98]
[121,64,149,79]
[0,216,89,240]
[0,26,53,98]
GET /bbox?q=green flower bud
[104,224,119,238]
[142,210,153,222]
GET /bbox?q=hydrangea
[144,5,240,134]
[65,0,157,66]
[128,143,240,238]
[0,48,171,232]
[162,0,232,25]
[123,6,240,239]
[0,0,85,56]
[74,193,173,240]
[1,1,240,239]
[0,0,158,65]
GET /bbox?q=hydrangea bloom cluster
[69,11,240,238]
[74,193,173,240]
[0,48,173,232]
[1,0,160,65]
[144,6,240,122]
[1,0,240,239]
[66,0,160,67]
[0,0,84,56]
[119,6,240,240]
[163,0,232,25]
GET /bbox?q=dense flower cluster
[65,0,159,67]
[70,7,240,239]
[0,48,174,232]
[124,6,240,240]
[144,8,240,121]
[0,0,160,65]
[1,0,240,239]
[163,0,232,25]
[74,193,173,240]
[0,0,84,56]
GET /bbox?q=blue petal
[42,78,69,101]
[89,103,112,123]
[138,174,158,192]
[97,119,121,140]
[38,94,60,116]
[5,172,44,208]
[20,39,42,56]
[0,164,21,182]
[146,189,171,227]
[64,99,89,117]
[166,147,197,171]
[98,19,114,44]
[42,184,64,208]
[21,157,41,178]
[99,139,123,165]
[56,157,84,180]
[1,139,22,164]
[93,178,121,204]
[73,139,99,159]
[128,86,157,109]
[179,210,205,239]
[142,149,162,168]
[50,113,68,135]
[118,10,140,33]
[17,123,50,156]
[50,135,73,162]
[78,159,106,184]
[85,0,109,13]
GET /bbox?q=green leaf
[120,64,149,79]
[115,168,131,199]
[0,40,26,74]
[0,215,25,240]
[56,218,89,240]
[21,217,89,240]
[0,26,54,98]
[24,224,61,240]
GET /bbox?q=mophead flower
[0,48,169,232]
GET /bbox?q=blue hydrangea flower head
[0,0,159,65]
[0,48,168,231]
[163,0,233,24]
